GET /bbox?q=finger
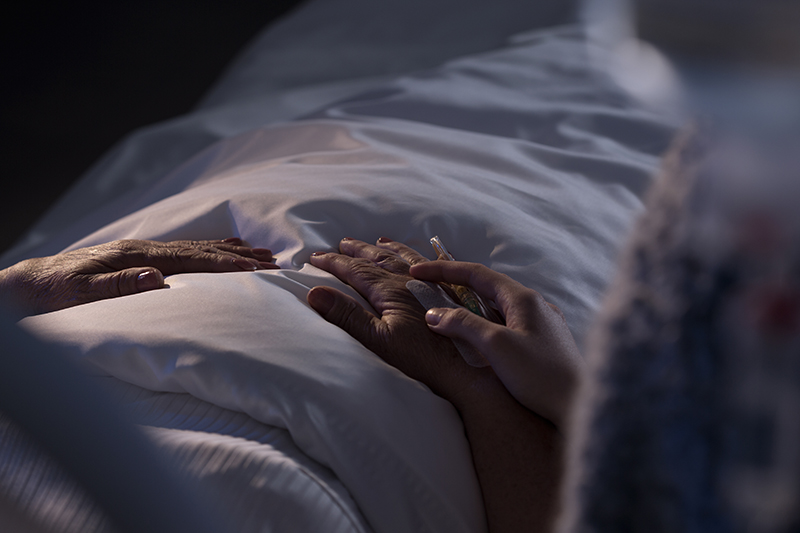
[375,237,430,265]
[100,240,269,273]
[162,240,273,261]
[337,238,411,275]
[411,261,547,327]
[410,261,505,298]
[310,251,393,297]
[90,267,165,299]
[180,237,244,246]
[152,246,275,273]
[428,304,580,426]
[307,286,385,353]
[164,238,240,246]
[205,244,274,262]
[309,251,418,317]
[425,306,513,358]
[154,239,274,263]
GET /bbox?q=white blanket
[15,22,680,533]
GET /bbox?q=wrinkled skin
[0,238,277,318]
[306,237,485,402]
[307,237,576,533]
[307,237,583,427]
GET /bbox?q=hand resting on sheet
[307,237,486,402]
[308,237,583,533]
[0,238,277,318]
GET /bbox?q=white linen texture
[16,24,679,533]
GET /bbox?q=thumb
[307,286,383,350]
[92,267,165,298]
[425,306,508,357]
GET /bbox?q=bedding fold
[15,23,681,533]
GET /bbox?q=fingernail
[259,261,280,269]
[311,251,328,257]
[233,258,258,271]
[251,248,272,257]
[223,237,241,243]
[377,237,393,243]
[426,308,445,326]
[341,237,353,242]
[308,287,335,314]
[137,269,162,291]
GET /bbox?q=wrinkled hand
[307,238,490,402]
[310,238,571,533]
[0,238,277,317]
[410,260,583,429]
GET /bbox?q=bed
[0,0,682,531]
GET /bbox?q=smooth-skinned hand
[0,238,277,317]
[410,260,584,430]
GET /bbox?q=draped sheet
[13,23,681,533]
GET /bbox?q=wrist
[446,368,517,416]
[0,262,34,319]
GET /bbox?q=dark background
[1,0,306,256]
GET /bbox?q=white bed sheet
[1,0,575,269]
[0,384,373,533]
[6,9,682,533]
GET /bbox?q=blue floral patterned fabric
[564,127,800,533]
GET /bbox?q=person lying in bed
[306,236,583,533]
[0,238,278,319]
[0,233,573,532]
[1,232,576,532]
[304,130,800,533]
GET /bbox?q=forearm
[452,372,564,533]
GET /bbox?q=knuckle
[373,252,395,263]
[175,246,197,258]
[438,307,469,330]
[118,239,145,251]
[448,307,472,322]
[547,302,566,320]
[384,241,406,253]
[98,241,136,265]
[350,257,377,271]
[526,290,547,310]
[113,273,127,297]
[375,253,406,269]
[337,300,360,328]
[483,328,507,352]
[110,240,134,254]
[465,262,489,279]
[81,274,114,300]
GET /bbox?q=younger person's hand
[410,260,584,430]
[309,239,568,532]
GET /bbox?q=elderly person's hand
[308,237,582,430]
[306,237,484,403]
[0,238,277,317]
[308,237,567,533]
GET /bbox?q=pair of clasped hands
[0,236,582,431]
